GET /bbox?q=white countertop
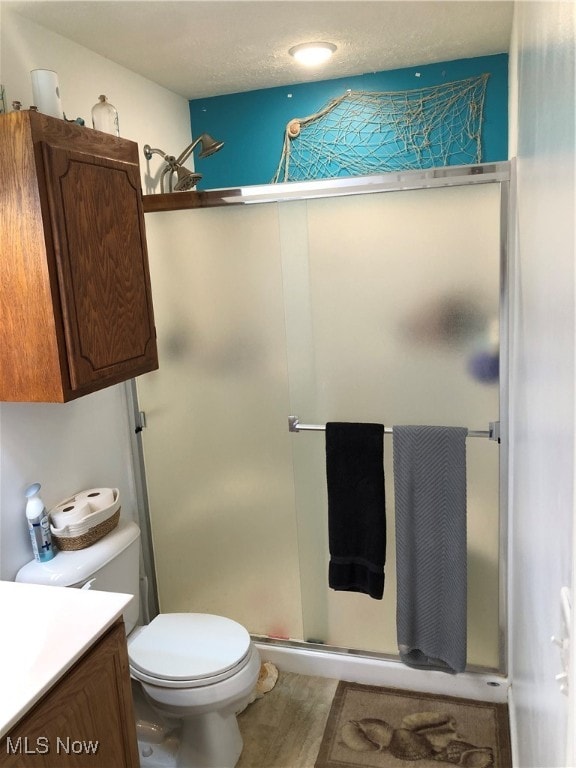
[0,580,132,738]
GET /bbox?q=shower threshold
[252,634,509,704]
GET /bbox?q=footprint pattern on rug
[339,711,494,766]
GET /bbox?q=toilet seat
[128,613,253,689]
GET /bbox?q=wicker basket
[53,508,121,551]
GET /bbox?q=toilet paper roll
[50,499,91,528]
[75,487,117,512]
[31,69,63,118]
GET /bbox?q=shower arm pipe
[143,145,177,167]
[288,416,500,442]
[175,135,204,167]
[143,145,180,193]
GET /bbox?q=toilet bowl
[16,520,259,768]
[129,613,261,768]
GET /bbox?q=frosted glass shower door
[139,179,503,671]
[138,204,304,641]
[283,183,502,668]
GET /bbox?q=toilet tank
[16,520,141,634]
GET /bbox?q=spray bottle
[25,483,55,563]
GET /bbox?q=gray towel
[393,425,468,674]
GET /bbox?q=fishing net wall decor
[272,73,490,183]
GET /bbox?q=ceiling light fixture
[289,41,337,67]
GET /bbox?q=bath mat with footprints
[314,682,512,768]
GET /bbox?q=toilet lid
[128,613,252,682]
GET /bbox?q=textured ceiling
[4,0,514,99]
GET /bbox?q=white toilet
[16,520,261,768]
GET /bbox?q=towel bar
[288,416,500,442]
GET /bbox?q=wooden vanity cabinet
[2,619,140,767]
[0,110,158,402]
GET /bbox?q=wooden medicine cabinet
[0,110,158,402]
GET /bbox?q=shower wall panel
[139,205,304,641]
[139,181,502,669]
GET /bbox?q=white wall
[508,2,576,765]
[0,7,192,579]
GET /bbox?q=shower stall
[133,162,510,678]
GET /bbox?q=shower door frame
[130,159,512,676]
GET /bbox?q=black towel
[325,422,386,600]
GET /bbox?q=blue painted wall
[189,54,508,190]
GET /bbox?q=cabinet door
[2,622,139,767]
[41,142,158,392]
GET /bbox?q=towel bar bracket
[489,421,501,443]
[135,410,148,434]
[288,416,312,432]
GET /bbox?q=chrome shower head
[143,133,224,193]
[196,134,225,159]
[173,166,203,192]
[175,133,225,165]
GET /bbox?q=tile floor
[237,671,339,768]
